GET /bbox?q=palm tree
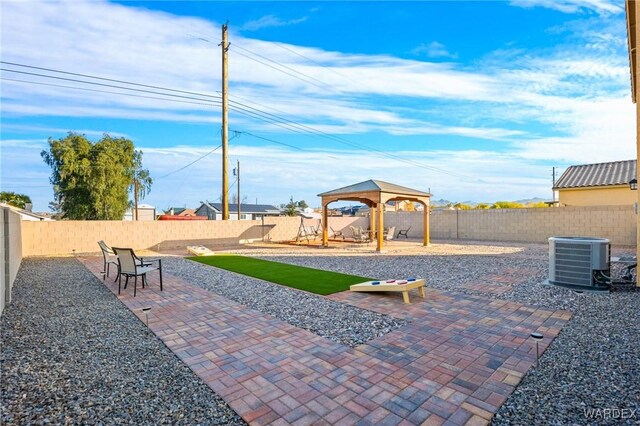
[130,152,152,220]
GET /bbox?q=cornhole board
[350,279,426,304]
[187,245,216,256]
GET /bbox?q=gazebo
[318,179,431,252]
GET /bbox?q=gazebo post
[322,203,329,247]
[369,201,376,237]
[377,202,384,252]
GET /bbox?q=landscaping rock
[0,258,245,426]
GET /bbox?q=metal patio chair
[397,226,411,239]
[112,247,163,297]
[330,226,344,240]
[98,240,119,281]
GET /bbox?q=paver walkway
[80,256,570,425]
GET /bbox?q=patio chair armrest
[138,257,160,267]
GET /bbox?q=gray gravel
[493,291,640,426]
[161,257,407,347]
[1,258,245,426]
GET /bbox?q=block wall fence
[378,205,637,246]
[1,208,22,315]
[17,205,638,258]
[21,216,302,256]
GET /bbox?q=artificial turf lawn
[188,254,374,295]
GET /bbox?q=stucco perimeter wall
[1,208,23,315]
[382,206,637,246]
[21,217,301,256]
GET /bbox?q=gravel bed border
[1,258,245,425]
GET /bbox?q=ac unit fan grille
[554,242,593,286]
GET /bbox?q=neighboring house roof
[166,207,187,215]
[554,160,636,189]
[177,208,196,216]
[0,203,52,221]
[318,179,430,197]
[197,202,281,215]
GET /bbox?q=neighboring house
[553,160,637,206]
[165,207,196,216]
[0,203,52,221]
[195,201,281,220]
[123,203,156,221]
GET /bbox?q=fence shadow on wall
[151,224,276,251]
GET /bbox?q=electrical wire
[233,44,340,94]
[271,42,361,85]
[1,77,221,108]
[0,61,221,100]
[155,144,222,180]
[232,49,335,93]
[0,68,220,104]
[1,61,472,179]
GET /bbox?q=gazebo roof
[317,179,430,198]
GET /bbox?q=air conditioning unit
[548,237,610,291]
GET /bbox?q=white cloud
[0,0,636,210]
[410,42,458,59]
[242,14,308,31]
[509,0,623,15]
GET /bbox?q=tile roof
[554,160,636,189]
[318,179,430,197]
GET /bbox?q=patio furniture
[384,226,396,241]
[349,226,371,244]
[397,227,411,239]
[98,240,119,281]
[112,247,163,297]
[350,279,426,304]
[330,226,344,240]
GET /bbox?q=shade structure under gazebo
[318,179,431,252]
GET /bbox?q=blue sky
[0,0,635,212]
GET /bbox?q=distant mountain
[515,197,549,204]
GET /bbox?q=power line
[0,68,220,104]
[1,77,221,108]
[232,129,340,160]
[271,42,361,86]
[0,61,221,101]
[155,144,222,180]
[226,95,472,178]
[233,44,340,94]
[1,62,471,179]
[232,49,335,93]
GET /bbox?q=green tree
[0,191,32,209]
[296,200,308,209]
[526,202,549,208]
[283,197,298,217]
[491,201,525,209]
[41,132,152,220]
[475,203,491,209]
[453,202,473,210]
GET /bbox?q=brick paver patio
[80,256,570,425]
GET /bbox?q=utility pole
[552,167,557,204]
[221,23,230,220]
[234,160,241,220]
